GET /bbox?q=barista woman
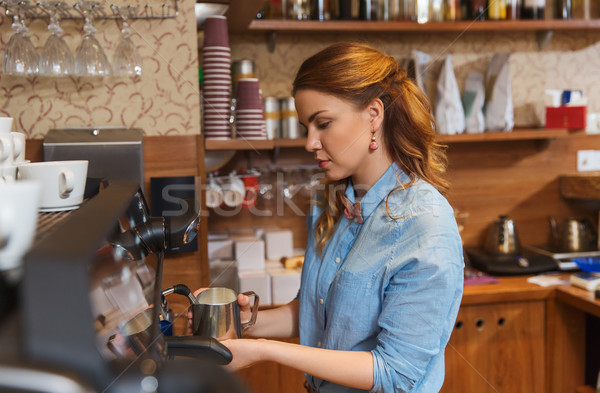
[206,42,464,393]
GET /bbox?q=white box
[263,229,294,260]
[209,259,238,291]
[234,237,265,271]
[207,234,234,261]
[238,269,271,306]
[268,267,301,305]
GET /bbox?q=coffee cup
[0,134,13,166]
[17,160,88,212]
[191,287,259,340]
[0,181,41,275]
[0,117,13,135]
[205,176,224,208]
[221,173,245,208]
[0,165,17,183]
[11,132,26,163]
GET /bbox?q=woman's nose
[305,129,321,152]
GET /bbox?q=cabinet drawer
[442,300,546,393]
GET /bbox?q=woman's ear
[368,98,385,131]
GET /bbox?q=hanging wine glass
[74,1,110,77]
[39,2,74,76]
[2,2,39,76]
[112,8,143,77]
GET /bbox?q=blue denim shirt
[299,163,464,393]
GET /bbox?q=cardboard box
[208,235,234,261]
[209,259,238,291]
[263,229,294,260]
[238,269,271,306]
[268,267,301,305]
[234,237,265,271]
[545,106,587,130]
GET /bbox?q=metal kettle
[484,215,521,256]
[548,216,597,252]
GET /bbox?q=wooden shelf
[247,19,600,33]
[205,129,578,150]
[204,138,307,150]
[436,128,575,143]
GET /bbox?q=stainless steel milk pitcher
[191,287,259,340]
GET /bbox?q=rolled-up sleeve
[370,211,464,393]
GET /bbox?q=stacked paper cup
[235,78,267,140]
[202,16,232,140]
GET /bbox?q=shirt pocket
[328,268,381,334]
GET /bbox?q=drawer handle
[455,320,464,330]
[475,318,485,329]
[498,317,506,326]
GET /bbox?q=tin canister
[279,97,304,139]
[263,97,280,139]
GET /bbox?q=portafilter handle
[165,198,201,250]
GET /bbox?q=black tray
[465,247,559,276]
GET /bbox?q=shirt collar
[345,162,408,220]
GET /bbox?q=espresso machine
[0,181,247,393]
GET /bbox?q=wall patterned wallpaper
[0,0,200,138]
[230,29,600,128]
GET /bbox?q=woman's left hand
[220,338,266,371]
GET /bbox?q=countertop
[462,273,600,317]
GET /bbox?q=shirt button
[335,257,341,263]
[354,218,358,223]
[319,298,324,305]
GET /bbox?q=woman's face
[295,89,379,183]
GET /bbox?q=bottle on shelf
[399,0,417,20]
[506,0,521,19]
[311,0,331,20]
[444,0,458,20]
[556,0,572,19]
[338,0,353,18]
[488,0,507,19]
[521,0,545,19]
[430,0,444,21]
[416,0,429,22]
[469,0,487,20]
[359,0,378,19]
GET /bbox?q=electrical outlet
[577,150,600,172]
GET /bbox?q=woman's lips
[317,160,329,168]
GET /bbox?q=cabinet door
[441,300,546,393]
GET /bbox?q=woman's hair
[292,42,448,254]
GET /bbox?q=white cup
[0,117,13,135]
[0,165,17,183]
[0,135,13,166]
[17,160,88,212]
[0,181,41,275]
[221,173,245,207]
[11,132,25,163]
[205,177,224,208]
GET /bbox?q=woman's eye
[317,121,330,130]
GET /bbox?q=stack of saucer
[202,16,232,140]
[235,78,267,140]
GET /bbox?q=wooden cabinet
[441,300,546,393]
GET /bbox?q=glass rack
[0,0,179,21]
